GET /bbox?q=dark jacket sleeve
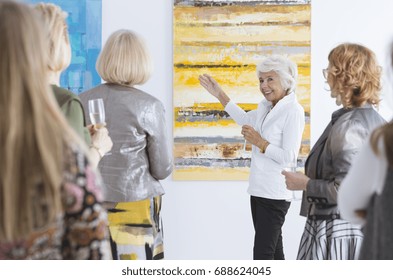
[306,119,369,205]
[62,98,91,145]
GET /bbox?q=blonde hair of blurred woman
[34,2,71,83]
[370,45,393,167]
[96,29,152,86]
[326,43,381,108]
[0,1,82,241]
[371,122,393,166]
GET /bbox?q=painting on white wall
[173,0,311,180]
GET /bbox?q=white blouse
[338,138,388,226]
[225,92,305,200]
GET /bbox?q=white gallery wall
[102,0,393,260]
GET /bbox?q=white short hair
[256,55,298,92]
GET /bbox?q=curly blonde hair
[327,43,381,108]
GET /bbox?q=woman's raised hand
[199,74,230,106]
[198,74,223,99]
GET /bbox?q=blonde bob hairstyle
[256,54,298,93]
[96,29,152,86]
[327,43,381,108]
[34,2,71,73]
[0,1,81,241]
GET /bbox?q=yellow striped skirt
[107,196,163,260]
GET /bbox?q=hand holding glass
[88,98,105,128]
[241,125,254,158]
[283,161,302,201]
[283,161,297,173]
[241,138,252,157]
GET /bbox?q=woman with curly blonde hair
[282,43,386,260]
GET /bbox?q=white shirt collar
[261,91,297,109]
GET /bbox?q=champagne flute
[241,126,254,158]
[88,98,105,128]
[283,160,302,201]
[241,139,251,157]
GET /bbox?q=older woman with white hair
[199,55,305,260]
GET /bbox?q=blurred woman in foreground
[0,1,111,259]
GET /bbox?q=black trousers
[250,196,291,260]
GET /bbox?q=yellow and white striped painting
[173,0,311,180]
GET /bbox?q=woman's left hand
[241,125,264,146]
[281,170,310,191]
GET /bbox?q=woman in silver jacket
[80,29,172,260]
[282,43,386,260]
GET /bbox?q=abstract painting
[26,0,102,94]
[173,0,311,180]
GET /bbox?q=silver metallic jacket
[80,84,173,202]
[300,104,386,219]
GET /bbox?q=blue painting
[26,0,102,94]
